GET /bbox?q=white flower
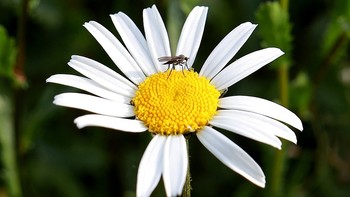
[47,5,303,197]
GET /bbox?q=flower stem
[278,64,289,107]
[0,0,29,195]
[182,138,191,197]
[269,62,289,197]
[0,87,22,197]
[14,0,29,87]
[182,162,192,197]
[268,0,290,195]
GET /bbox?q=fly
[158,54,189,78]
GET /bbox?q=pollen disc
[132,70,220,135]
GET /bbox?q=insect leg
[167,64,174,79]
[166,64,171,71]
[181,64,186,77]
[184,62,190,70]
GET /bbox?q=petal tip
[289,135,298,144]
[195,5,209,10]
[242,21,257,28]
[257,180,266,188]
[73,118,85,129]
[297,121,304,131]
[46,76,53,83]
[274,48,285,55]
[82,22,90,27]
[252,174,266,188]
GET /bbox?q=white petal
[74,114,147,132]
[210,115,282,149]
[200,22,257,79]
[46,74,131,103]
[197,126,265,187]
[176,6,208,68]
[137,135,166,197]
[215,110,297,144]
[83,21,145,84]
[111,12,157,76]
[163,135,188,197]
[53,93,134,117]
[211,48,284,90]
[143,5,171,72]
[219,96,303,131]
[71,55,137,89]
[68,56,136,97]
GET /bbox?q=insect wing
[158,55,189,65]
[158,56,173,62]
[158,56,177,65]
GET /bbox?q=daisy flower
[47,5,303,197]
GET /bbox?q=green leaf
[321,0,350,64]
[255,2,292,68]
[0,25,17,80]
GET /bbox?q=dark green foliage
[0,26,16,80]
[256,1,292,68]
[0,0,350,196]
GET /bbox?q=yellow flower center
[132,70,220,135]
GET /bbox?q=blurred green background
[1,0,350,196]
